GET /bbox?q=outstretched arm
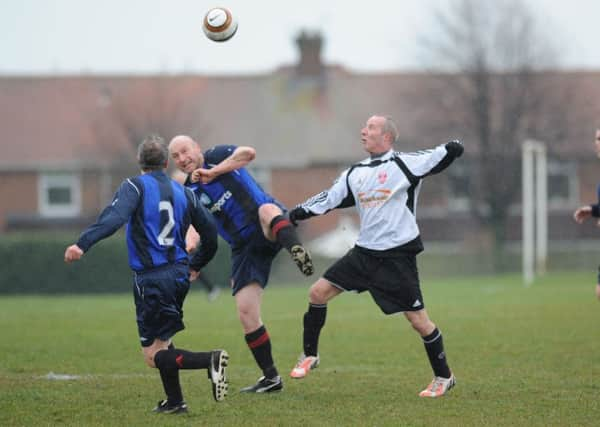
[573,206,593,224]
[398,140,464,179]
[64,179,140,262]
[574,184,600,226]
[289,169,355,225]
[192,146,256,184]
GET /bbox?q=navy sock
[154,349,183,405]
[155,348,211,370]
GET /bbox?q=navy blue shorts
[230,231,282,295]
[133,263,190,347]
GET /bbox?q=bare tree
[418,0,571,270]
[100,76,208,151]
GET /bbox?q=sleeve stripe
[126,179,141,195]
[302,191,329,209]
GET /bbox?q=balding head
[169,135,196,148]
[168,135,204,174]
[361,115,398,155]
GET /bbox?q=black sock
[270,215,302,253]
[154,350,183,405]
[155,348,211,370]
[245,325,278,379]
[303,303,327,356]
[422,328,451,378]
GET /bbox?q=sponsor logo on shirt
[357,189,392,208]
[209,190,232,213]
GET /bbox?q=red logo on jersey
[377,171,388,184]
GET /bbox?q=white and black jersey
[297,143,461,252]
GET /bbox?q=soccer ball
[203,7,238,42]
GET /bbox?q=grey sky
[1,0,599,75]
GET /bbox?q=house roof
[1,68,599,171]
[0,76,132,171]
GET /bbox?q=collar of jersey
[365,149,394,164]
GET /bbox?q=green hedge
[2,232,598,294]
[0,232,231,294]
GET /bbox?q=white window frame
[38,173,82,217]
[447,163,470,212]
[547,160,578,210]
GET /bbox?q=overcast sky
[2,0,599,75]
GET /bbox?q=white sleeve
[299,169,355,215]
[396,144,449,177]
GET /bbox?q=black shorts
[323,246,424,314]
[133,263,190,347]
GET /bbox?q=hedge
[0,232,231,294]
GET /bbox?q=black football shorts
[323,246,425,314]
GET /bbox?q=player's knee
[258,203,281,224]
[237,305,259,327]
[308,283,330,304]
[408,315,434,336]
[144,352,157,368]
[237,301,252,318]
[595,284,600,300]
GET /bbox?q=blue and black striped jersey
[185,145,283,247]
[77,170,217,272]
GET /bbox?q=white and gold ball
[203,7,238,42]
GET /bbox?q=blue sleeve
[76,179,141,252]
[186,189,218,270]
[204,145,237,166]
[592,184,600,217]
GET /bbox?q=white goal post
[522,140,547,286]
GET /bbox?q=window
[38,173,81,217]
[447,163,470,211]
[547,160,577,209]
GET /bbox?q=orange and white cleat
[418,374,456,398]
[290,353,319,379]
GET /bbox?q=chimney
[295,30,324,77]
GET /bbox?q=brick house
[1,33,599,250]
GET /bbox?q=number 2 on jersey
[158,201,175,246]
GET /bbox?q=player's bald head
[168,135,204,174]
[168,135,198,150]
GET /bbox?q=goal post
[522,140,547,286]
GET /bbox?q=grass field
[1,272,599,426]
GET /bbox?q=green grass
[1,272,599,426]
